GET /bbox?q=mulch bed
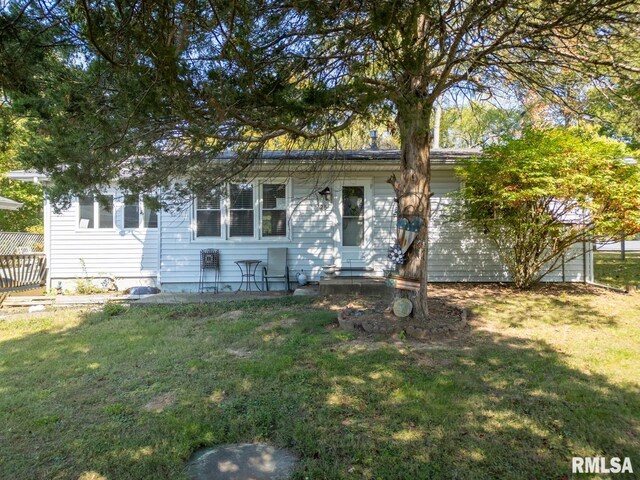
[337,295,467,340]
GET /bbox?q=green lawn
[1,287,639,479]
[595,251,640,289]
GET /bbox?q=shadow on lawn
[0,295,638,479]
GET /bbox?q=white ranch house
[10,149,593,292]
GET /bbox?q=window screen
[97,195,114,229]
[124,195,140,229]
[262,184,287,237]
[79,196,94,229]
[196,196,221,237]
[230,184,254,237]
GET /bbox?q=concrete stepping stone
[185,443,298,480]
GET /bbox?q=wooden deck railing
[0,254,47,306]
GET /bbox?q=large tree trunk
[389,104,432,320]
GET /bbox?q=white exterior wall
[46,167,592,292]
[48,194,159,291]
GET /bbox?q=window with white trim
[79,195,114,229]
[124,195,158,229]
[79,196,94,228]
[229,183,254,237]
[261,184,287,237]
[196,195,221,237]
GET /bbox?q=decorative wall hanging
[396,217,423,253]
[387,244,405,265]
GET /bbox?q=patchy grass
[595,251,640,289]
[0,288,638,479]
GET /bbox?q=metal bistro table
[234,259,263,292]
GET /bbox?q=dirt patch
[225,347,253,358]
[215,309,244,321]
[142,392,177,413]
[337,296,467,341]
[256,317,298,331]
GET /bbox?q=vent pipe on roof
[369,130,378,150]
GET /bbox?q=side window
[196,196,221,237]
[123,195,158,229]
[143,206,158,228]
[79,195,114,229]
[262,184,287,237]
[97,195,114,229]
[124,195,140,229]
[79,196,94,229]
[229,184,254,237]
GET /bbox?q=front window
[229,184,254,237]
[262,184,287,237]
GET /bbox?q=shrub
[454,128,640,288]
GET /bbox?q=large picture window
[262,184,287,237]
[193,182,288,240]
[196,196,221,237]
[229,184,254,237]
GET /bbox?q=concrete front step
[319,277,389,296]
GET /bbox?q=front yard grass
[1,286,639,479]
[594,250,640,289]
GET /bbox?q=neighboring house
[9,149,593,292]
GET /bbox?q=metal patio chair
[262,248,290,292]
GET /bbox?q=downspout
[582,240,587,283]
[44,195,52,290]
[157,209,162,289]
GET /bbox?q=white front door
[334,179,372,269]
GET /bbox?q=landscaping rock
[185,443,298,480]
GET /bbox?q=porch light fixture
[318,187,332,202]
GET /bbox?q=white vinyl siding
[47,168,591,291]
[49,192,159,290]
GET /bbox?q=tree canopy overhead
[1,0,638,317]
